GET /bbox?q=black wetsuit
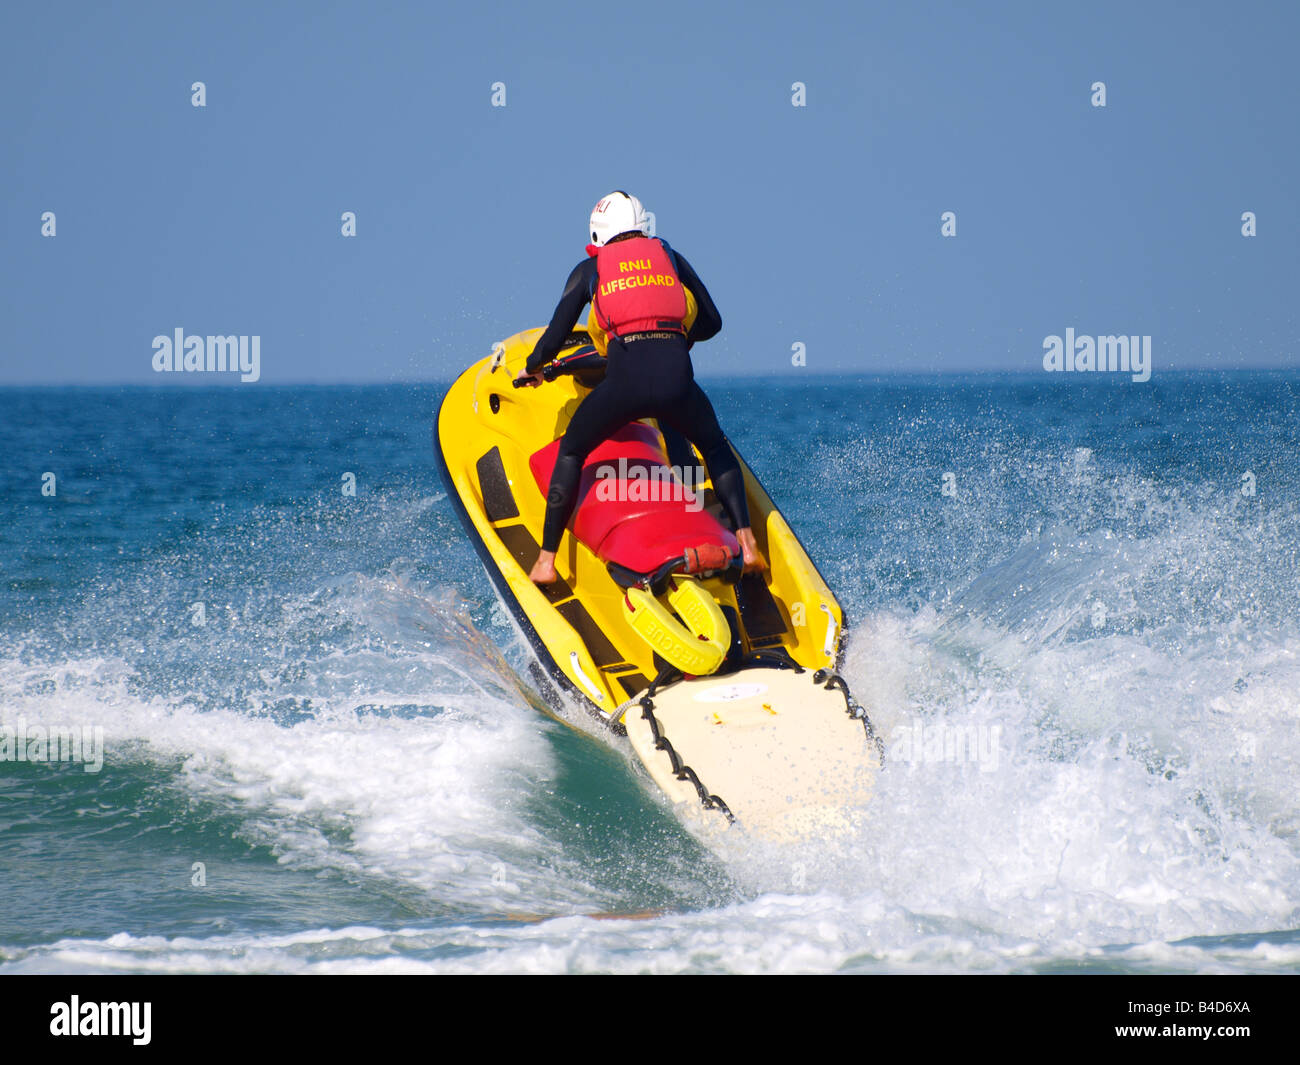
[525,243,751,557]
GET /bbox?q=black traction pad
[477,446,520,522]
[556,599,623,668]
[736,573,787,647]
[493,524,571,604]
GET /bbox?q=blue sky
[2,0,1296,383]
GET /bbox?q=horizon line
[2,364,1299,389]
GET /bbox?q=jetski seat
[528,423,739,579]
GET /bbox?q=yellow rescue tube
[623,575,730,676]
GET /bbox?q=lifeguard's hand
[513,368,545,389]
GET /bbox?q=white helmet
[588,190,650,248]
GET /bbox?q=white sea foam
[3,447,1298,973]
[0,578,605,918]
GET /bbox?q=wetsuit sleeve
[525,259,597,373]
[670,250,722,344]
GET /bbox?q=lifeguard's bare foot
[529,551,558,585]
[736,528,767,574]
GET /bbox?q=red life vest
[590,237,688,339]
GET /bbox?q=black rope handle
[639,696,736,824]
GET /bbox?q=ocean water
[1,372,1298,974]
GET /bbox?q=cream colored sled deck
[620,668,879,842]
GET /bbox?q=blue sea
[2,372,1298,973]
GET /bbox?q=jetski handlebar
[512,351,608,387]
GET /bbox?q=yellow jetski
[434,328,881,841]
